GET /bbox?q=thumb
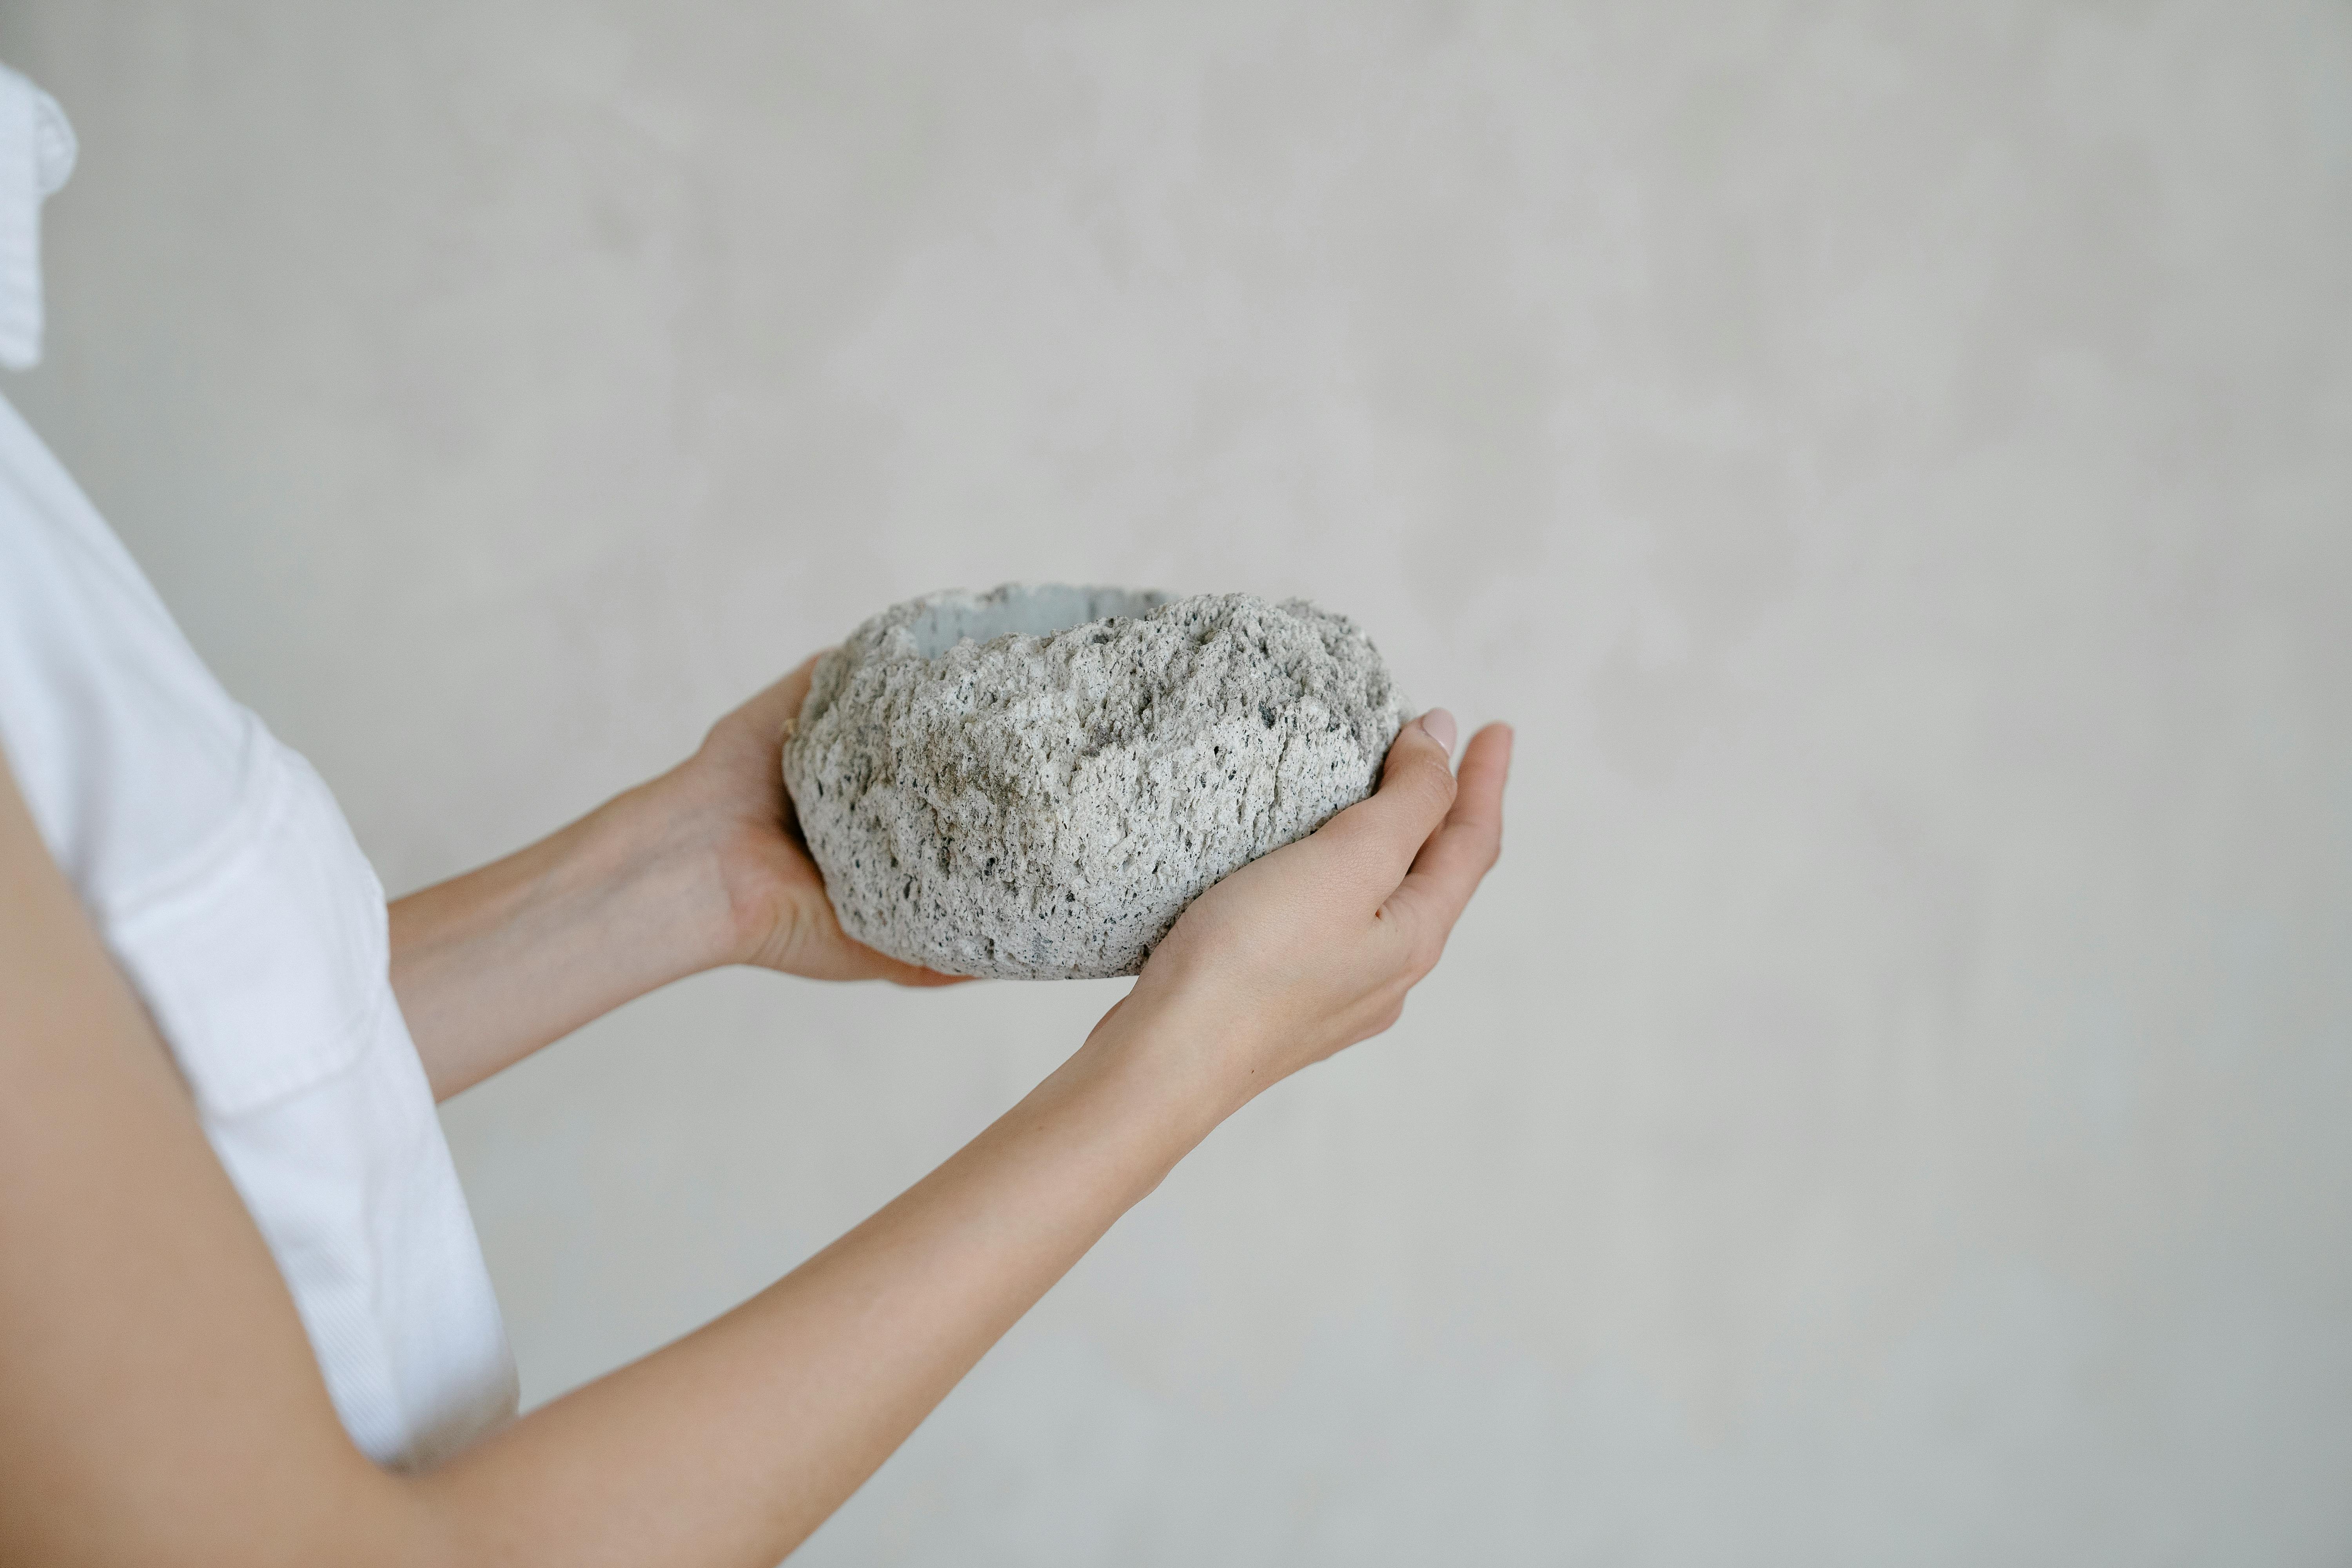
[1307,710,1460,902]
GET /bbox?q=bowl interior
[905,585,1169,659]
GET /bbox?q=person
[0,62,1512,1564]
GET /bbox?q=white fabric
[0,62,74,369]
[0,67,517,1470]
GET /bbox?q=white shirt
[0,63,517,1470]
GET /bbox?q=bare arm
[391,656,960,1100]
[1,711,1510,1566]
[0,744,416,1562]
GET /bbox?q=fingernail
[1419,708,1457,753]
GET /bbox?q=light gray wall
[7,2,2350,1562]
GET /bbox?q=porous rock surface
[782,584,1410,979]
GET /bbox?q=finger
[718,652,826,750]
[827,902,977,985]
[763,874,976,985]
[811,931,976,987]
[1385,721,1513,950]
[760,652,823,739]
[831,920,974,984]
[883,963,975,989]
[1308,711,1461,900]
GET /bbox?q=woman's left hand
[666,653,967,988]
[393,653,962,1099]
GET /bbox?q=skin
[390,659,971,1102]
[0,648,1512,1566]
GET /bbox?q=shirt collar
[0,62,78,372]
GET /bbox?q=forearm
[11,724,1235,1566]
[410,1001,1236,1566]
[390,771,742,1100]
[4,702,1502,1565]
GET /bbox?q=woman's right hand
[1118,708,1514,1112]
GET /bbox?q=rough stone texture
[783,584,1411,979]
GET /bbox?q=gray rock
[782,584,1412,979]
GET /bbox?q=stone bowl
[782,584,1410,979]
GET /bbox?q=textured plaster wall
[6,2,2350,1562]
